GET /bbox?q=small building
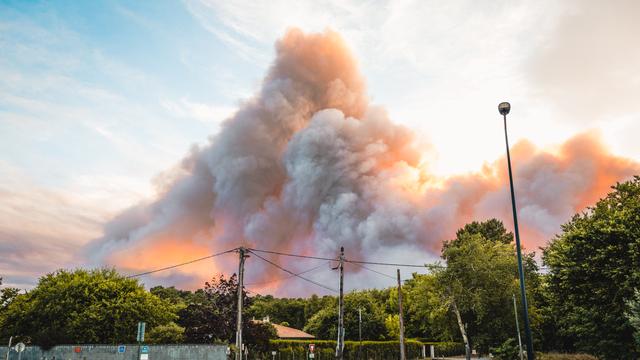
[254,316,315,340]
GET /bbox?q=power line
[248,247,439,268]
[247,249,338,293]
[344,258,435,268]
[348,261,396,280]
[123,245,442,281]
[125,247,238,278]
[244,287,263,296]
[245,261,331,286]
[247,247,338,261]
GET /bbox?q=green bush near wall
[262,339,464,359]
[537,354,599,360]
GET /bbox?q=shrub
[492,338,520,360]
[538,353,599,360]
[146,322,185,344]
[262,339,464,359]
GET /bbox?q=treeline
[1,176,640,359]
[0,270,276,351]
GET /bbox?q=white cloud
[162,97,235,126]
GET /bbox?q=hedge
[537,354,599,360]
[259,339,465,359]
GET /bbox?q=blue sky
[1,0,639,290]
[0,0,262,287]
[1,0,257,191]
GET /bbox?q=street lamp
[499,102,535,360]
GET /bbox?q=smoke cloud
[86,29,639,291]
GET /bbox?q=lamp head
[498,102,511,115]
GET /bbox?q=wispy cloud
[0,2,227,287]
[162,97,235,126]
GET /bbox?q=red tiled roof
[271,323,315,339]
[252,319,315,339]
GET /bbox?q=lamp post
[499,102,535,360]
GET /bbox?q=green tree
[433,219,538,357]
[491,338,520,360]
[303,291,387,340]
[0,276,19,313]
[150,285,194,305]
[247,295,308,330]
[627,290,640,349]
[177,274,277,351]
[178,274,239,343]
[304,294,337,321]
[0,269,176,347]
[543,176,640,359]
[0,276,20,341]
[304,306,337,339]
[396,273,456,341]
[146,322,185,344]
[384,314,400,338]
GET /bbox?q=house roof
[252,319,315,339]
[271,323,315,339]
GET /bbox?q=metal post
[397,269,406,360]
[336,247,345,360]
[513,294,524,360]
[501,102,535,360]
[358,307,362,360]
[5,336,12,360]
[236,247,248,360]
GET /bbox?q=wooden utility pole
[336,247,345,360]
[236,247,248,360]
[397,269,406,360]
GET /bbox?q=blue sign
[141,345,149,354]
[118,345,126,353]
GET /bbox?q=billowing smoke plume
[87,29,638,291]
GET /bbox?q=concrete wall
[0,344,228,360]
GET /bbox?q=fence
[0,344,227,360]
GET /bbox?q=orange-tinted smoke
[86,29,639,293]
[422,132,639,252]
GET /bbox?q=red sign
[309,344,315,353]
[74,346,81,353]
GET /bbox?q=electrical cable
[247,250,338,293]
[348,261,396,280]
[123,245,443,282]
[344,258,434,268]
[125,247,238,278]
[248,247,440,269]
[246,247,338,261]
[245,261,331,286]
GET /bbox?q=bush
[537,354,599,360]
[146,322,185,344]
[492,338,520,360]
[262,339,464,359]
